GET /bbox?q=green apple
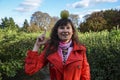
[60,10,69,19]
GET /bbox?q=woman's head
[50,18,77,43]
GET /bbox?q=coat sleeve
[24,50,48,75]
[81,48,90,80]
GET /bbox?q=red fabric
[25,42,90,80]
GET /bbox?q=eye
[66,26,70,29]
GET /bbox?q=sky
[0,0,120,27]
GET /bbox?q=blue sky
[0,0,120,27]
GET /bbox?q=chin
[61,39,70,43]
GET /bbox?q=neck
[59,40,72,49]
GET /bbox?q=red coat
[25,42,90,80]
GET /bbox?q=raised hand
[33,30,46,51]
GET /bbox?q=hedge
[0,29,120,80]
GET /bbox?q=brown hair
[45,18,80,58]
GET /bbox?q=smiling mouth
[62,32,69,35]
[62,34,68,37]
[62,34,69,38]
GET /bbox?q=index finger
[43,27,47,35]
[42,30,46,38]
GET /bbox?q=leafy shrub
[0,29,120,80]
[79,29,120,80]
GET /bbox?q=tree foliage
[30,11,51,30]
[48,16,59,30]
[27,24,41,32]
[0,17,19,30]
[79,9,120,32]
[69,14,79,27]
[21,19,29,32]
[103,9,120,30]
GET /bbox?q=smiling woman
[24,10,90,80]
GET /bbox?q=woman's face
[57,23,73,43]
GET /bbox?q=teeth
[62,32,68,35]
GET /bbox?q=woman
[25,18,90,80]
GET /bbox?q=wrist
[33,43,41,51]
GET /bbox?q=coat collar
[47,41,86,73]
[72,41,86,51]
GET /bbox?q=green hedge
[0,29,120,80]
[79,29,120,80]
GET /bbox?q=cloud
[95,0,117,3]
[14,0,42,12]
[68,0,118,8]
[67,0,90,8]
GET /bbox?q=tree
[0,17,9,29]
[30,11,51,30]
[69,14,79,28]
[27,23,41,32]
[22,19,29,32]
[49,16,59,30]
[0,17,19,30]
[103,9,120,30]
[9,17,17,29]
[79,9,120,32]
[79,12,107,32]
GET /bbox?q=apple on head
[60,10,69,19]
